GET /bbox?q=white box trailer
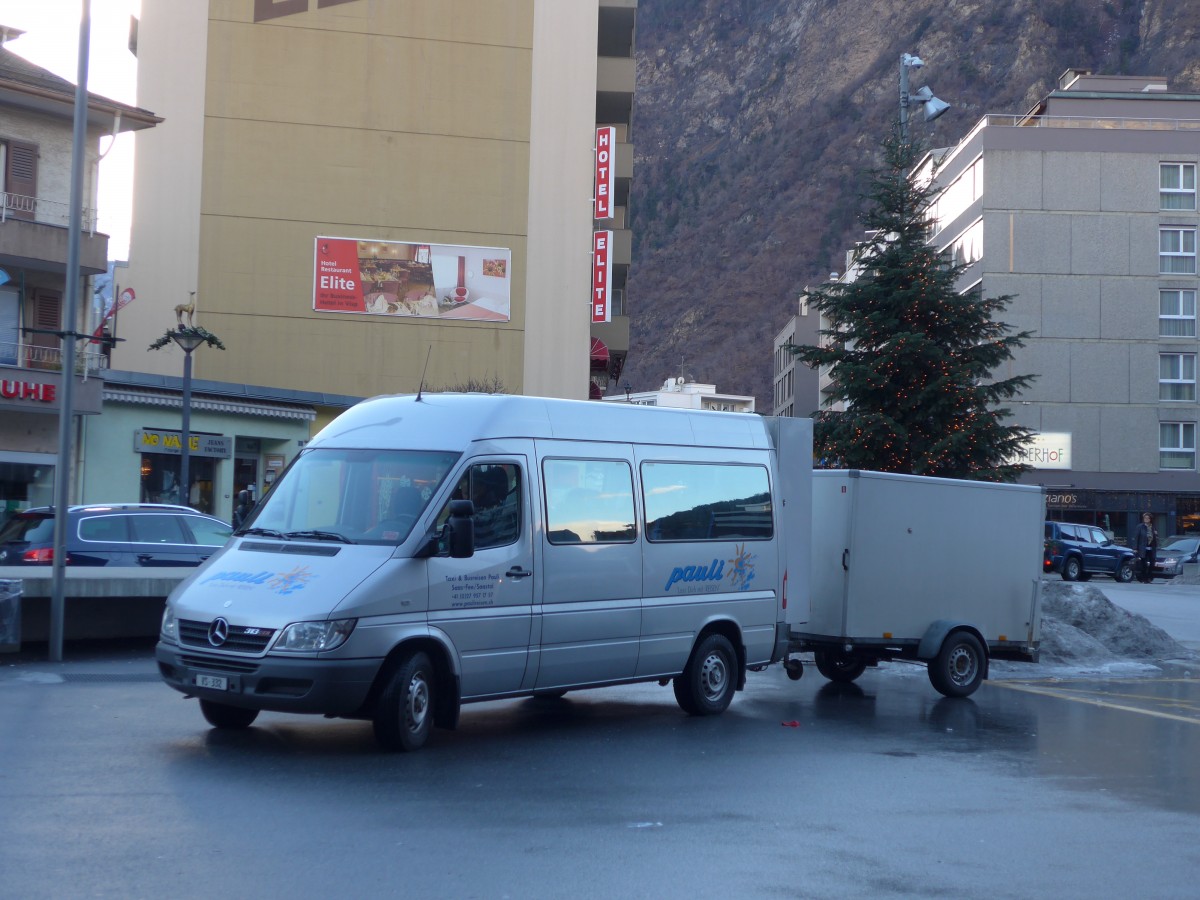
[784,469,1044,696]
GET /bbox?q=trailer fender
[918,620,988,674]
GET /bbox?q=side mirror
[447,499,475,558]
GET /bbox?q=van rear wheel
[674,633,737,716]
[374,651,435,752]
[199,699,259,730]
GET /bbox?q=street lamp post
[899,53,949,143]
[168,330,205,507]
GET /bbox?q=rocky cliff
[625,0,1200,408]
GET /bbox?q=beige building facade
[116,0,634,402]
[924,70,1200,538]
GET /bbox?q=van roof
[308,393,774,452]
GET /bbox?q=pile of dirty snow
[1038,581,1191,664]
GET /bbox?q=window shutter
[4,141,38,220]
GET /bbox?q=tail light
[23,547,55,564]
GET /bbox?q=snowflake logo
[727,544,756,591]
[267,566,314,595]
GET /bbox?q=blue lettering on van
[201,566,313,595]
[664,559,725,591]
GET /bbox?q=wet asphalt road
[2,637,1199,899]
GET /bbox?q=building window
[1160,289,1198,337]
[1160,228,1197,275]
[1160,422,1196,470]
[1160,353,1197,401]
[1161,163,1197,211]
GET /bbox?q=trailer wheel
[1062,556,1082,581]
[373,650,435,752]
[673,633,737,716]
[199,699,259,730]
[928,632,985,698]
[814,651,868,683]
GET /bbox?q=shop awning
[590,336,609,373]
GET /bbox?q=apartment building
[923,69,1200,538]
[0,32,159,515]
[115,0,635,406]
[771,292,819,418]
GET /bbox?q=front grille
[179,618,275,653]
[178,653,261,675]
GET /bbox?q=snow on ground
[990,580,1196,680]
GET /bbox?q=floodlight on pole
[899,52,949,143]
[168,329,206,507]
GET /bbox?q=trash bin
[0,579,21,653]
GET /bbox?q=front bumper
[156,640,383,717]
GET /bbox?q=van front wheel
[199,699,259,730]
[674,633,737,716]
[374,650,435,752]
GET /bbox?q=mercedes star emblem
[207,617,230,647]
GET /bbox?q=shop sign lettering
[134,429,233,459]
[0,380,57,403]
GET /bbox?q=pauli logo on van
[664,545,757,592]
[201,566,314,595]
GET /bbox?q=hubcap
[700,652,728,700]
[947,646,977,686]
[406,673,430,732]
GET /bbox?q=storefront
[85,371,360,524]
[0,370,103,524]
[1044,489,1200,543]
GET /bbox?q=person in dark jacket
[1133,512,1158,583]
[232,490,254,530]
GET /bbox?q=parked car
[1153,536,1200,579]
[1044,521,1136,583]
[0,504,232,567]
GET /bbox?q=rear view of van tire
[673,633,737,716]
[373,651,435,752]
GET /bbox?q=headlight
[1162,557,1179,566]
[161,605,177,640]
[275,618,357,652]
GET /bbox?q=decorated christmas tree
[789,132,1035,481]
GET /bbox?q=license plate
[195,673,229,691]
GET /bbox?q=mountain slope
[624,0,1200,408]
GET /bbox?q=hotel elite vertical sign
[592,230,612,324]
[592,127,616,324]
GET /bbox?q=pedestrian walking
[1133,512,1158,583]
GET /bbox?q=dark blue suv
[0,504,231,567]
[1044,521,1135,583]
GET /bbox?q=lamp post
[168,329,205,507]
[899,53,949,143]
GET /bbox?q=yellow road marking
[990,680,1200,725]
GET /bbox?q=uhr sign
[592,230,612,324]
[594,126,615,220]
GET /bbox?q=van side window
[641,462,772,542]
[439,463,522,550]
[543,458,635,544]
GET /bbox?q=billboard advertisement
[314,237,512,322]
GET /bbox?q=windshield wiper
[236,527,288,539]
[285,530,353,544]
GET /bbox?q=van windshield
[244,448,460,545]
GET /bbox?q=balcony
[0,340,109,376]
[0,192,108,276]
